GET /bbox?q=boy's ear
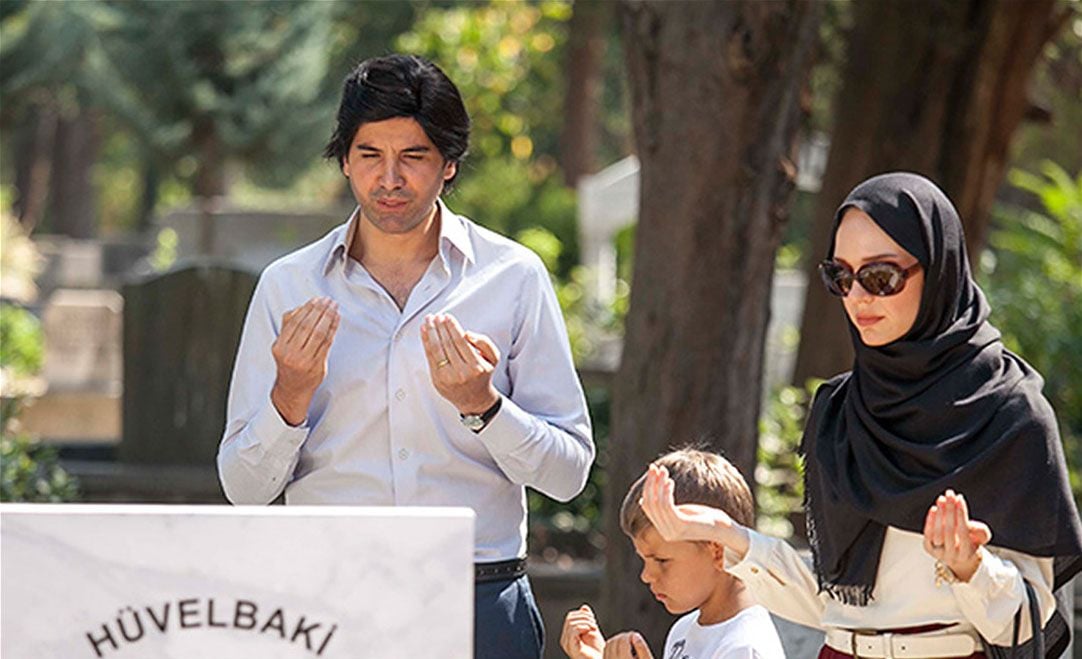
[709,541,727,569]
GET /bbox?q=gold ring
[437,359,450,368]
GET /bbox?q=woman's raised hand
[922,489,992,583]
[640,464,750,556]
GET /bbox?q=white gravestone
[1,505,474,658]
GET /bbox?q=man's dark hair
[324,54,470,189]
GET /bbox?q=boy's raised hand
[640,464,751,557]
[560,605,604,659]
[602,631,653,659]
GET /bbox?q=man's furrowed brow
[355,144,433,153]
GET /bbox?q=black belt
[474,558,527,584]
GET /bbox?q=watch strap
[462,396,502,433]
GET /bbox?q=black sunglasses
[818,259,921,297]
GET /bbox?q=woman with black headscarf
[640,173,1082,658]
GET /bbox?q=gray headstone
[119,261,257,465]
[41,288,123,392]
[32,236,105,293]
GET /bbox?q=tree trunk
[192,117,226,255]
[560,0,608,186]
[47,109,100,239]
[602,0,819,648]
[12,103,57,233]
[136,157,161,233]
[791,0,1064,385]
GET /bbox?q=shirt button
[398,448,410,460]
[750,567,759,574]
[395,389,406,401]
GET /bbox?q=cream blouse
[725,526,1054,646]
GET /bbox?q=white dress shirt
[725,527,1055,646]
[217,201,595,561]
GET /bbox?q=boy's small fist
[560,604,604,659]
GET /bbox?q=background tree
[0,0,114,237]
[91,1,335,250]
[560,0,609,186]
[792,0,1070,383]
[601,0,820,647]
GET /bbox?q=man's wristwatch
[460,397,502,434]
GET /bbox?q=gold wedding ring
[437,358,451,368]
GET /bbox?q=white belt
[824,628,978,658]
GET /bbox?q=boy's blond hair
[620,447,755,538]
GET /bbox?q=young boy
[560,448,785,659]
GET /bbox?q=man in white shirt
[217,54,595,659]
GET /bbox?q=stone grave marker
[19,289,124,443]
[120,261,257,465]
[41,288,124,391]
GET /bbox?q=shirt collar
[437,199,475,265]
[322,199,474,276]
[322,207,359,276]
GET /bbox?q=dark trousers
[474,575,544,659]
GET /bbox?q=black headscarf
[801,172,1082,652]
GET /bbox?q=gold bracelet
[934,550,983,587]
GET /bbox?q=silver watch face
[461,415,485,431]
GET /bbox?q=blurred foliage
[398,0,635,277]
[756,380,822,541]
[149,227,179,273]
[514,225,628,365]
[0,0,352,231]
[93,0,337,191]
[528,384,610,564]
[451,157,581,274]
[1009,6,1082,179]
[0,303,43,378]
[398,1,570,163]
[806,0,853,134]
[0,303,79,503]
[0,0,113,105]
[516,226,563,273]
[555,266,628,365]
[980,162,1082,496]
[1,429,80,503]
[0,210,43,303]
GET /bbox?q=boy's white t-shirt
[662,605,786,659]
